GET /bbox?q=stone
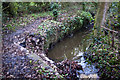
[80,74,89,78]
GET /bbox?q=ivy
[86,35,120,79]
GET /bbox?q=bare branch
[101,26,118,33]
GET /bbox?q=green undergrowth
[38,11,93,50]
[85,3,120,79]
[35,66,64,79]
[3,11,53,31]
[64,11,93,32]
[85,34,120,79]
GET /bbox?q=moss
[38,11,93,50]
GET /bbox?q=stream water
[47,28,98,75]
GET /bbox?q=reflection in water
[47,29,91,62]
[47,28,98,75]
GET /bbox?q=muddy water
[47,28,91,62]
[47,28,98,75]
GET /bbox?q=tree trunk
[0,2,2,78]
[94,2,110,37]
[82,2,85,11]
[118,2,120,54]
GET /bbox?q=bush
[85,36,120,79]
[64,16,83,33]
[79,11,93,22]
[64,11,93,33]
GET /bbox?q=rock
[80,74,99,79]
[88,74,99,78]
[80,74,89,78]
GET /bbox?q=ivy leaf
[38,25,43,30]
[29,60,32,64]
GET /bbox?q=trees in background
[2,2,51,17]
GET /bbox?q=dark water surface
[47,28,92,62]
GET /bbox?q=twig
[3,6,10,11]
[101,26,118,33]
[111,65,120,68]
[42,17,52,22]
[106,61,120,68]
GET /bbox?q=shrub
[85,36,120,79]
[79,11,93,22]
[64,11,93,33]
